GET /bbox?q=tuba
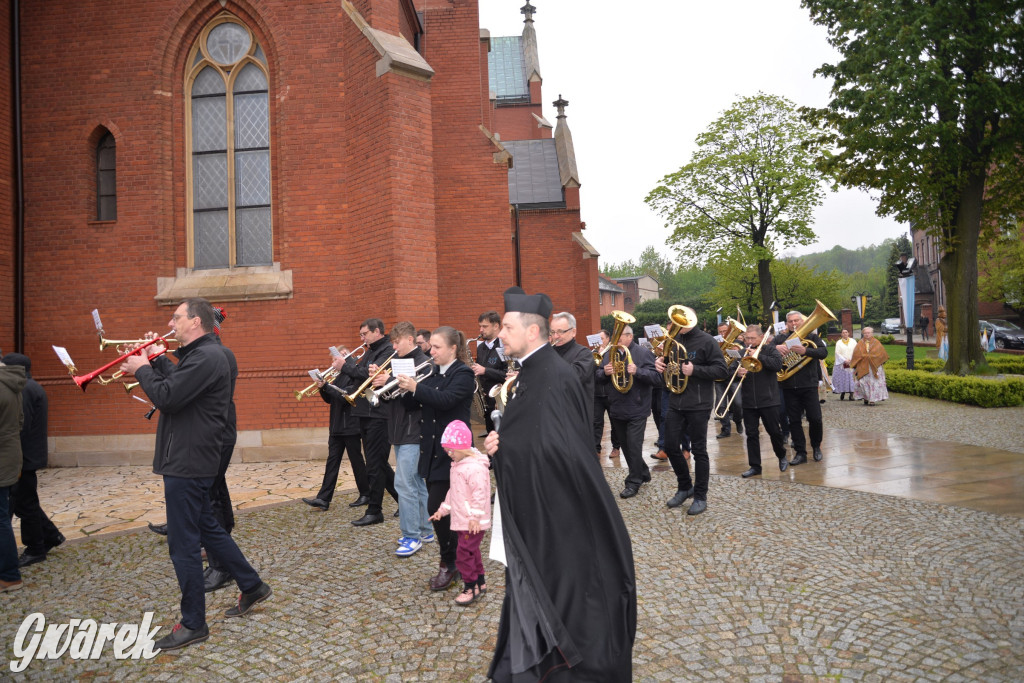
[653,305,695,394]
[718,317,747,366]
[604,310,636,394]
[777,300,838,381]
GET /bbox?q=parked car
[881,318,901,334]
[979,320,1024,350]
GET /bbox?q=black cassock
[489,343,636,682]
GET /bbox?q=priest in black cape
[484,287,636,682]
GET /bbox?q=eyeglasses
[549,328,574,335]
[171,314,190,321]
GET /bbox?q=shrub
[885,369,1024,407]
[875,334,895,344]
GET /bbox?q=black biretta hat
[503,286,553,318]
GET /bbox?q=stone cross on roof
[553,94,568,119]
[521,1,536,23]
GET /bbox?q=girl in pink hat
[430,419,491,606]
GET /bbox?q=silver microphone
[490,409,502,432]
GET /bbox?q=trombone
[342,352,397,406]
[367,360,435,407]
[293,343,368,401]
[713,332,769,420]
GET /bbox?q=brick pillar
[840,308,853,333]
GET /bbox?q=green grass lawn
[823,344,1016,365]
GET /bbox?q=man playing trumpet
[734,325,790,478]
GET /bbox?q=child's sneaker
[395,537,422,557]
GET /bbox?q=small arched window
[186,14,272,269]
[96,132,116,221]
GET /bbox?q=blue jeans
[394,444,431,540]
[0,486,21,582]
[164,476,262,629]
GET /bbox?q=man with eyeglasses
[467,311,506,435]
[549,312,595,422]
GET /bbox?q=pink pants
[455,530,485,583]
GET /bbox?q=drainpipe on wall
[513,203,522,287]
[13,0,24,352]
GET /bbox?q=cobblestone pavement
[3,469,1023,681]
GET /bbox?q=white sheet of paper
[328,346,341,357]
[585,333,603,347]
[308,369,323,381]
[496,348,507,361]
[644,325,664,340]
[774,321,788,335]
[391,358,415,377]
[488,488,507,566]
[786,337,804,349]
[91,309,103,331]
[727,348,741,359]
[52,345,75,369]
[638,338,652,349]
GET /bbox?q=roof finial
[553,94,568,119]
[521,1,536,23]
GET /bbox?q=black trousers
[360,417,397,516]
[427,480,457,568]
[317,433,366,503]
[483,393,498,434]
[610,417,650,487]
[783,387,823,456]
[164,475,261,630]
[206,436,236,571]
[665,408,711,500]
[11,470,62,556]
[593,393,621,452]
[742,405,787,468]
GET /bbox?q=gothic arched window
[96,131,117,221]
[185,15,272,269]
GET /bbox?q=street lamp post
[895,256,917,370]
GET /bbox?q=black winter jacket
[340,336,395,419]
[554,340,596,419]
[739,343,784,410]
[319,370,361,436]
[136,333,230,478]
[414,360,474,482]
[773,331,827,390]
[381,347,431,445]
[597,342,661,421]
[1,354,47,471]
[666,328,729,412]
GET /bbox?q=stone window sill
[155,264,293,305]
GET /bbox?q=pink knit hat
[440,420,473,450]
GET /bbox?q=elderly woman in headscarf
[850,327,889,406]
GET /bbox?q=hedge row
[884,368,1024,407]
[883,357,1024,375]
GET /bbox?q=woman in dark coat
[396,326,474,591]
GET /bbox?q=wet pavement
[3,398,1024,680]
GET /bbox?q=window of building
[186,15,272,269]
[96,132,116,221]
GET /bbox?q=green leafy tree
[801,0,1024,374]
[979,220,1024,317]
[645,92,827,318]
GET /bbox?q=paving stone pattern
[4,471,1023,681]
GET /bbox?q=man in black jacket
[773,310,828,465]
[303,346,367,511]
[597,326,661,498]
[468,311,506,435]
[2,353,64,568]
[123,298,270,651]
[592,328,621,457]
[734,325,789,478]
[340,318,398,526]
[655,308,728,515]
[550,311,595,422]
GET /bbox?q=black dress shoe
[667,487,694,508]
[687,499,707,516]
[154,622,209,651]
[302,497,329,510]
[741,467,761,478]
[813,448,823,462]
[640,472,652,483]
[148,522,168,536]
[225,582,272,617]
[351,513,384,527]
[779,457,789,472]
[619,485,639,499]
[735,422,744,435]
[18,551,46,568]
[790,453,808,466]
[204,567,235,593]
[45,532,66,551]
[715,431,731,439]
[348,495,370,508]
[394,509,400,518]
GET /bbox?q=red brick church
[0,0,598,463]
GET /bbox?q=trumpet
[293,343,368,401]
[652,305,695,394]
[100,335,180,354]
[342,352,397,406]
[367,360,435,406]
[713,332,768,419]
[70,333,174,391]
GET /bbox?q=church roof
[505,139,565,208]
[488,36,530,102]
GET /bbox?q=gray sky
[478,0,909,266]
